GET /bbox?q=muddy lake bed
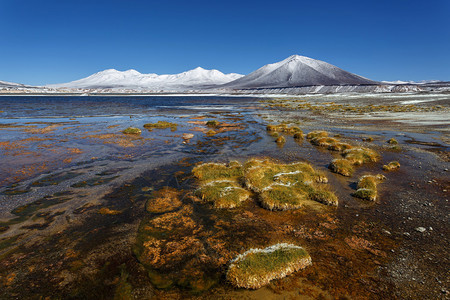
[0,94,448,299]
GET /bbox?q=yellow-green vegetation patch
[293,131,304,140]
[343,147,379,165]
[266,124,302,134]
[206,120,220,127]
[383,161,401,171]
[352,174,386,201]
[387,138,398,145]
[244,159,327,192]
[122,127,141,135]
[328,142,353,152]
[306,130,328,140]
[244,158,336,210]
[143,121,178,131]
[310,137,338,147]
[226,243,312,289]
[192,161,243,182]
[329,159,355,177]
[275,136,286,144]
[259,184,308,210]
[196,180,250,209]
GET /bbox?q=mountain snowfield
[222,55,377,89]
[48,67,244,90]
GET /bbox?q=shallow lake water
[0,95,448,299]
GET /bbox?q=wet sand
[0,94,448,299]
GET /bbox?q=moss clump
[144,121,178,131]
[306,130,328,140]
[259,184,308,210]
[226,243,312,289]
[329,159,354,177]
[275,136,286,144]
[343,147,379,165]
[310,137,338,147]
[387,138,398,145]
[206,129,217,136]
[244,158,336,210]
[328,142,353,152]
[293,131,304,139]
[122,127,141,135]
[206,120,220,127]
[196,180,250,208]
[352,174,386,201]
[309,189,339,206]
[266,124,301,134]
[353,188,377,201]
[362,137,374,142]
[383,161,401,171]
[192,161,243,182]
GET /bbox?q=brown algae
[226,243,312,289]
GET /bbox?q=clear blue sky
[1,0,449,85]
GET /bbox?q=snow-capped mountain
[0,80,25,88]
[49,67,243,90]
[222,55,378,89]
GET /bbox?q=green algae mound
[226,243,312,289]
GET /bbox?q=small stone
[403,232,410,236]
[415,227,426,233]
[182,133,194,140]
[429,227,433,231]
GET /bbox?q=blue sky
[1,0,449,85]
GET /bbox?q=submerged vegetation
[226,243,312,289]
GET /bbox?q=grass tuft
[144,121,178,131]
[343,147,379,165]
[226,243,312,289]
[306,130,328,140]
[329,159,354,177]
[122,127,141,135]
[382,161,401,171]
[352,174,386,201]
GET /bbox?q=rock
[182,133,194,140]
[415,227,426,233]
